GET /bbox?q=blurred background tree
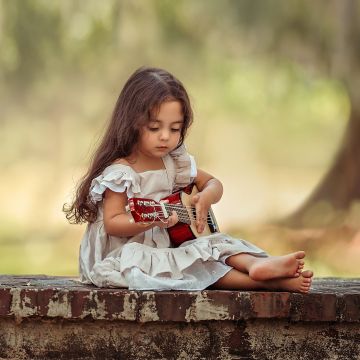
[225,0,360,227]
[0,0,359,277]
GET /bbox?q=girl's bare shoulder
[112,158,132,166]
[111,158,139,173]
[113,153,140,166]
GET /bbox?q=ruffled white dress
[79,145,267,290]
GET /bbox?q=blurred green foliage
[0,0,358,277]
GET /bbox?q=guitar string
[143,203,212,213]
[132,204,214,225]
[134,202,209,211]
[132,204,213,221]
[136,215,215,226]
[143,217,215,226]
[156,206,213,222]
[138,203,213,221]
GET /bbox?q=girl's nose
[159,129,170,140]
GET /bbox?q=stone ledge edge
[0,285,359,323]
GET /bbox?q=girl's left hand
[156,210,179,229]
[191,192,211,233]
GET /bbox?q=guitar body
[127,183,220,247]
[165,184,219,246]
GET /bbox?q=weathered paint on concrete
[0,275,359,359]
[0,275,359,323]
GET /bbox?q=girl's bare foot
[249,251,306,281]
[267,270,313,293]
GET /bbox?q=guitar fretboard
[165,204,192,224]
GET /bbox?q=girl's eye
[171,128,181,132]
[148,127,159,132]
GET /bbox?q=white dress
[79,145,267,290]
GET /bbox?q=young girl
[65,66,313,293]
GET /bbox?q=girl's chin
[144,150,169,158]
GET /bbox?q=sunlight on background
[0,0,358,277]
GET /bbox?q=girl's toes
[301,270,314,278]
[296,251,306,260]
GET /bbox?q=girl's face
[138,101,184,159]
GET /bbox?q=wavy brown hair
[64,66,193,224]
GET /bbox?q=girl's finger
[198,209,208,233]
[171,211,178,225]
[195,203,202,226]
[196,210,204,232]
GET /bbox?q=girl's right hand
[155,211,179,229]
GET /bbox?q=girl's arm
[103,189,178,237]
[193,168,223,233]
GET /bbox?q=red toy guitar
[126,183,220,247]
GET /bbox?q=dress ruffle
[169,144,196,188]
[120,235,266,279]
[90,164,141,201]
[119,241,217,279]
[89,234,267,289]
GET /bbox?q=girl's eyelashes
[147,127,182,132]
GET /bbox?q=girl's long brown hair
[64,66,193,224]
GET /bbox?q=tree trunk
[285,0,360,227]
[286,102,360,227]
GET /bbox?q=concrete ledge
[1,275,360,359]
[0,275,359,323]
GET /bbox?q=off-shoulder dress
[79,145,267,290]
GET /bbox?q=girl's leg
[225,251,305,281]
[210,268,313,293]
